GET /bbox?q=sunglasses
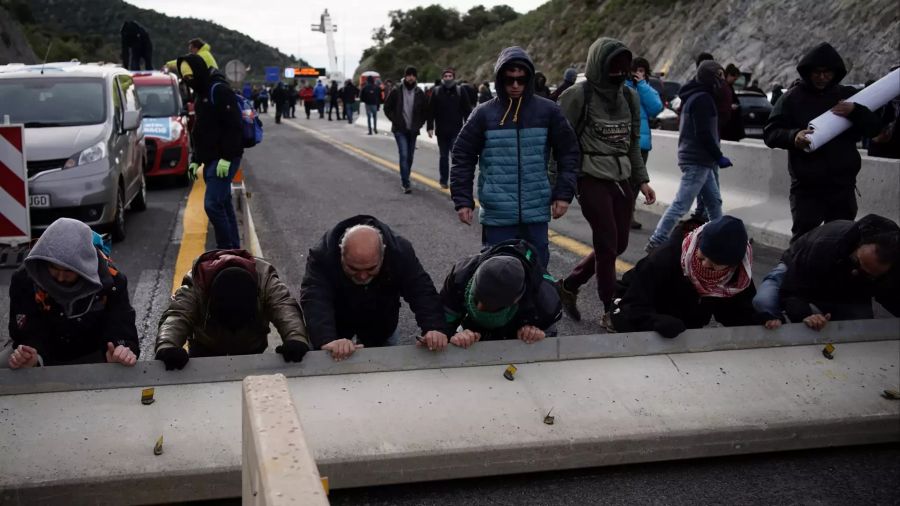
[502,76,528,86]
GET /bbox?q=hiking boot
[599,312,616,333]
[554,279,581,322]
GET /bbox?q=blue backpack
[211,82,263,148]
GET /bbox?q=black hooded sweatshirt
[763,43,881,192]
[177,54,244,164]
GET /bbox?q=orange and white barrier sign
[0,125,30,243]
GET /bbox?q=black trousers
[789,186,857,241]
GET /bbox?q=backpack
[211,82,263,148]
[573,81,640,145]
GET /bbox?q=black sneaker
[403,186,412,194]
[440,183,449,190]
[554,279,581,322]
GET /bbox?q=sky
[126,0,546,76]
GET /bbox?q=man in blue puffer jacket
[450,47,580,269]
[625,56,663,229]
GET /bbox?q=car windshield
[136,84,179,118]
[739,95,771,108]
[0,78,106,127]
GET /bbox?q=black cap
[404,66,418,77]
[472,256,525,311]
[699,216,749,266]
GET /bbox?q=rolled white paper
[805,68,900,152]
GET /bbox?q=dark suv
[736,91,773,138]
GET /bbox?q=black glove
[652,315,687,339]
[156,347,190,370]
[275,341,310,363]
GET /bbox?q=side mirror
[123,110,142,131]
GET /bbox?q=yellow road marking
[283,120,634,273]
[172,176,208,294]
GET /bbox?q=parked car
[0,62,147,242]
[133,71,190,185]
[736,90,773,138]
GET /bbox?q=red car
[132,71,190,183]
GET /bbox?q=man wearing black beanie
[611,216,780,338]
[384,66,428,193]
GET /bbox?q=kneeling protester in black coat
[441,240,562,347]
[611,216,776,338]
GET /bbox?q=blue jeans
[203,158,241,249]
[752,262,787,320]
[394,131,418,188]
[437,134,455,186]
[693,166,720,220]
[366,104,378,133]
[649,164,722,246]
[483,222,550,269]
[346,102,355,123]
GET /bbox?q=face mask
[442,79,456,88]
[608,74,627,85]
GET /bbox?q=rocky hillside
[359,0,899,88]
[0,6,37,64]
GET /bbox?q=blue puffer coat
[450,47,579,226]
[625,78,664,152]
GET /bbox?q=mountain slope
[18,0,307,80]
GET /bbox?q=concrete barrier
[0,323,897,505]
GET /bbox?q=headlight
[170,118,183,140]
[64,141,107,169]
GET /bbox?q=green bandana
[464,277,518,329]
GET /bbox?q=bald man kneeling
[300,215,448,361]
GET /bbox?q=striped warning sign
[0,125,30,243]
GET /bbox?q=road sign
[287,67,327,78]
[284,67,295,79]
[0,124,30,244]
[265,66,280,83]
[224,59,247,83]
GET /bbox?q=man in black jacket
[5,218,139,368]
[384,66,428,194]
[764,42,882,241]
[427,67,472,189]
[753,214,899,330]
[612,216,778,338]
[177,54,244,249]
[440,240,561,348]
[300,216,448,361]
[341,79,359,124]
[360,75,381,135]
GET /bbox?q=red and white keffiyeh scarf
[680,224,752,298]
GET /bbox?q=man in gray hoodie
[5,218,139,368]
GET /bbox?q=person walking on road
[550,68,578,102]
[764,42,882,241]
[478,81,492,104]
[625,56,664,230]
[360,75,382,135]
[440,239,562,347]
[300,215,448,362]
[177,54,244,249]
[287,82,298,118]
[552,38,657,330]
[451,47,580,269]
[313,79,327,119]
[645,60,730,254]
[384,66,428,194]
[341,79,359,124]
[155,249,311,369]
[271,82,287,124]
[426,67,472,189]
[4,218,139,369]
[300,81,315,120]
[533,71,551,99]
[327,80,339,120]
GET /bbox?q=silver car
[0,62,147,241]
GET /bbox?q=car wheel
[111,184,127,243]
[131,174,148,212]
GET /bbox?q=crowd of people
[3,37,898,371]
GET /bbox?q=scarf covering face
[464,278,518,329]
[680,223,752,298]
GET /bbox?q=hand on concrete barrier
[517,325,545,344]
[794,129,813,150]
[156,347,189,370]
[717,156,733,169]
[457,207,474,225]
[551,200,569,219]
[652,315,686,339]
[450,329,481,349]
[8,345,39,369]
[215,159,231,178]
[803,313,831,331]
[275,341,310,362]
[187,162,201,181]
[322,338,364,361]
[764,319,783,330]
[416,331,448,352]
[106,342,137,366]
[640,183,656,205]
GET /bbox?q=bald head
[340,225,385,285]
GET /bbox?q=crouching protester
[611,216,780,338]
[752,214,899,331]
[155,249,310,370]
[300,215,448,361]
[440,240,562,348]
[5,218,139,368]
